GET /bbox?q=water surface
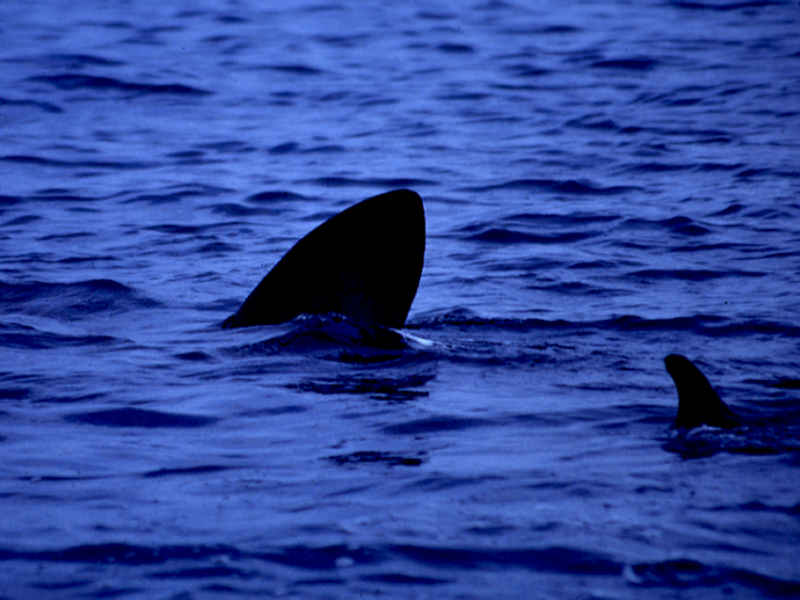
[1,1,799,597]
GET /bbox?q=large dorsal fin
[664,354,741,429]
[223,189,425,329]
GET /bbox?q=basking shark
[664,354,741,429]
[223,189,425,329]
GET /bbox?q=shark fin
[223,189,425,329]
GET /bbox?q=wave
[267,141,346,154]
[65,407,217,428]
[663,428,800,459]
[45,53,125,67]
[0,194,22,207]
[203,202,286,217]
[120,183,231,204]
[504,63,553,78]
[291,371,433,400]
[298,176,439,189]
[500,212,620,227]
[4,53,125,68]
[246,189,309,203]
[0,322,118,350]
[193,139,256,154]
[0,95,62,113]
[2,541,796,597]
[591,57,659,70]
[382,415,496,435]
[143,464,230,478]
[0,154,155,170]
[627,557,800,595]
[500,24,582,36]
[615,214,742,236]
[0,279,160,322]
[457,210,614,245]
[621,161,745,174]
[3,215,41,227]
[671,1,782,11]
[460,178,641,195]
[389,544,621,575]
[462,226,600,245]
[326,451,425,467]
[0,541,620,575]
[624,268,765,281]
[227,314,424,363]
[142,223,227,234]
[27,73,211,96]
[263,63,324,75]
[566,112,737,140]
[409,309,800,338]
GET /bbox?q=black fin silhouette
[664,354,741,429]
[223,189,425,329]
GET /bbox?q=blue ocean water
[1,0,800,597]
